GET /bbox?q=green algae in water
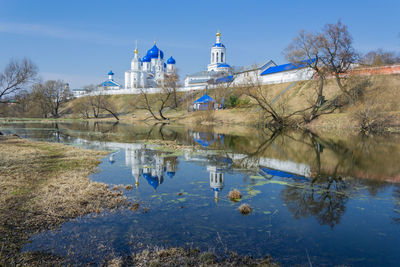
[254,180,269,186]
[250,175,267,180]
[247,189,262,196]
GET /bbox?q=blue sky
[1,0,399,88]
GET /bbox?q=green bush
[229,95,239,107]
[228,95,250,108]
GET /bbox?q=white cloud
[0,22,132,46]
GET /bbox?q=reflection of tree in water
[280,131,353,228]
[281,176,348,228]
[227,128,282,169]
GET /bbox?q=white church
[184,30,314,90]
[124,42,177,89]
[72,30,315,97]
[184,30,234,89]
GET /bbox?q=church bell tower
[207,30,227,72]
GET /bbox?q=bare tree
[319,20,358,96]
[164,73,180,109]
[284,30,326,122]
[72,97,91,118]
[31,80,72,118]
[361,49,400,66]
[138,74,179,121]
[284,21,358,122]
[242,77,303,128]
[0,58,38,102]
[96,95,119,120]
[78,86,119,120]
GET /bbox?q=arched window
[216,52,219,62]
[221,52,224,62]
[212,53,215,63]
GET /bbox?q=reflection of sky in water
[2,122,400,266]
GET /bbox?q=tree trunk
[334,73,351,97]
[104,108,119,120]
[158,110,168,121]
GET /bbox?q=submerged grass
[0,136,133,266]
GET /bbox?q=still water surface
[1,121,400,266]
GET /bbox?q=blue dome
[108,70,114,75]
[167,56,176,64]
[167,171,175,178]
[213,43,225,48]
[217,63,231,68]
[147,44,164,59]
[142,55,151,62]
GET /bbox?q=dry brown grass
[115,247,278,267]
[238,204,252,215]
[228,189,242,202]
[0,136,134,265]
[125,184,133,190]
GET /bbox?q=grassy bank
[2,73,399,134]
[0,136,133,265]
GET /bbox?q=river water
[1,121,400,266]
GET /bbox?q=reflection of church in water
[208,166,225,203]
[117,141,230,203]
[124,145,177,190]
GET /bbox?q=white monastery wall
[260,68,314,85]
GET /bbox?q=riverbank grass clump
[238,204,252,215]
[228,189,242,202]
[0,135,134,265]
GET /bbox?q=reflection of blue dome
[142,55,151,62]
[212,188,220,192]
[167,171,175,178]
[164,63,166,68]
[143,173,159,190]
[108,70,114,75]
[167,56,176,64]
[147,44,164,59]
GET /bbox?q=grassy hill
[61,73,400,132]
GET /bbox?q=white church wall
[260,68,314,85]
[232,69,260,85]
